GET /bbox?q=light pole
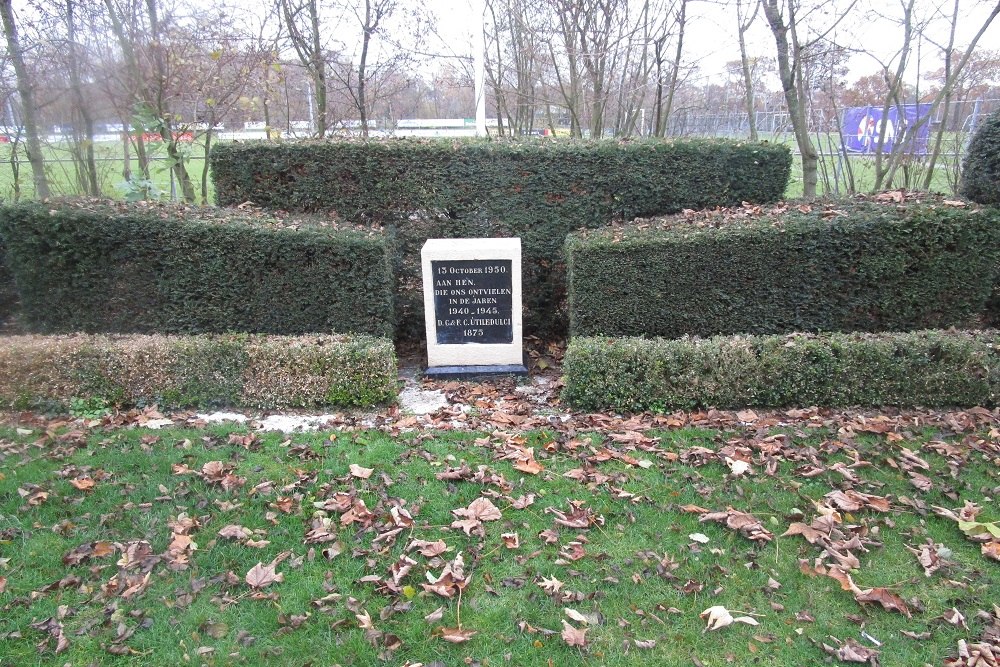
[305,81,316,137]
[473,0,486,137]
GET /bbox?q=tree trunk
[309,0,327,137]
[145,0,195,202]
[736,0,759,141]
[357,0,372,137]
[660,0,686,137]
[0,0,50,198]
[66,0,100,196]
[762,0,819,198]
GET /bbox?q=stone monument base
[424,364,529,379]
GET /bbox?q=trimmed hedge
[0,239,16,322]
[0,202,395,337]
[0,333,397,410]
[567,202,1000,338]
[562,330,1000,412]
[210,138,792,337]
[961,108,1000,206]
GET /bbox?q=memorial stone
[421,238,527,377]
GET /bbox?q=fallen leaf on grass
[983,542,1000,561]
[942,608,968,629]
[561,620,588,647]
[538,575,565,595]
[820,637,880,664]
[62,541,116,566]
[451,497,502,534]
[905,540,946,577]
[245,562,283,589]
[408,539,450,557]
[69,477,96,491]
[29,617,69,654]
[349,464,374,479]
[853,586,912,618]
[218,525,253,541]
[547,501,603,529]
[700,508,774,542]
[825,490,891,513]
[423,552,469,598]
[782,522,826,544]
[439,627,476,643]
[453,497,502,521]
[699,606,760,632]
[800,561,911,617]
[725,457,752,476]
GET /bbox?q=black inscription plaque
[432,259,514,344]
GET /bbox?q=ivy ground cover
[0,410,998,666]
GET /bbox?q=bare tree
[65,0,100,196]
[652,0,686,137]
[0,0,50,198]
[734,0,759,140]
[917,0,1000,190]
[280,0,329,137]
[761,0,856,198]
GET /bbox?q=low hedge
[562,330,1000,412]
[0,333,397,410]
[567,202,1000,338]
[210,138,791,338]
[0,202,395,337]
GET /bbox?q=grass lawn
[0,412,997,665]
[0,141,212,203]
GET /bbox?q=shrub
[566,202,1000,338]
[961,108,1000,206]
[0,333,397,410]
[210,138,791,337]
[562,330,1000,412]
[0,202,395,337]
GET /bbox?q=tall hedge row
[210,138,792,337]
[0,203,395,337]
[0,333,397,410]
[562,331,1000,412]
[566,202,1000,338]
[0,239,16,322]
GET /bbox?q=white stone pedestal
[421,238,527,377]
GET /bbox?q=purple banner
[842,104,932,155]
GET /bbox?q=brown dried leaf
[452,497,502,521]
[349,464,374,479]
[69,477,96,491]
[501,532,520,549]
[699,605,759,632]
[700,508,774,542]
[245,562,283,589]
[855,587,911,618]
[782,522,826,544]
[439,627,477,643]
[218,525,253,541]
[561,620,588,647]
